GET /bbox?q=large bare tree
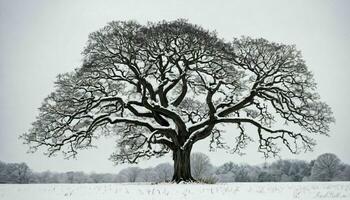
[23,20,334,182]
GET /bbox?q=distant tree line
[0,161,174,184]
[1,153,349,183]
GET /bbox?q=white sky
[0,0,349,173]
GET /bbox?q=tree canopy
[23,19,334,182]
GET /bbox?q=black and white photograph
[0,0,349,199]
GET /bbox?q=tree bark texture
[172,147,195,182]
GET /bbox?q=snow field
[0,182,349,200]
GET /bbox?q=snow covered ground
[0,182,349,200]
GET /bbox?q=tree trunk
[172,147,196,183]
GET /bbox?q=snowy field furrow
[0,182,349,200]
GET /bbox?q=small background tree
[118,167,141,182]
[190,152,213,180]
[154,163,173,182]
[139,167,158,182]
[310,153,340,181]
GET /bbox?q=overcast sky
[0,0,349,173]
